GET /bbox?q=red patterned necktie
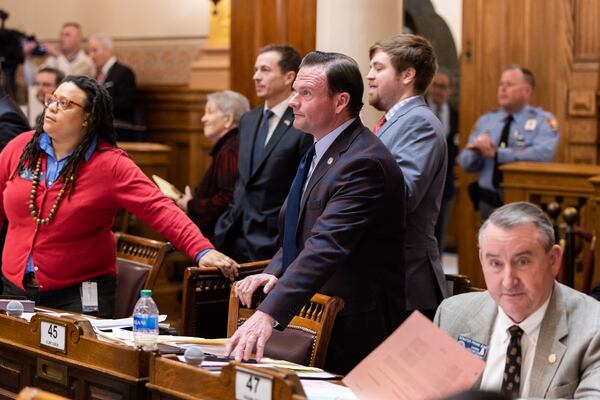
[373,116,387,134]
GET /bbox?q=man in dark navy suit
[88,33,137,141]
[214,44,312,263]
[225,51,406,375]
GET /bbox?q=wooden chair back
[113,232,173,318]
[227,283,344,368]
[180,260,270,338]
[445,273,485,295]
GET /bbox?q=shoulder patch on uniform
[546,116,559,131]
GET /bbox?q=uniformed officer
[459,66,559,220]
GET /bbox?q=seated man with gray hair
[88,33,137,140]
[435,201,600,399]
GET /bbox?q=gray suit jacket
[434,283,600,399]
[376,96,448,310]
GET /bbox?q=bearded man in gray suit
[435,202,600,399]
[367,34,448,318]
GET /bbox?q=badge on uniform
[457,335,488,359]
[514,130,525,145]
[525,118,537,131]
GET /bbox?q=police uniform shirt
[459,105,559,192]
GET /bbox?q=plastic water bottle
[132,289,159,350]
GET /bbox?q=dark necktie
[252,109,274,172]
[373,116,387,134]
[501,325,524,396]
[492,114,513,188]
[282,144,316,271]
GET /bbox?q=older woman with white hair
[177,90,250,241]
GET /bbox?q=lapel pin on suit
[283,119,290,126]
[327,157,334,165]
[548,353,556,363]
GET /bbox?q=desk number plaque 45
[39,318,67,353]
[235,366,273,400]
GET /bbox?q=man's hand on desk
[198,250,240,280]
[235,273,278,307]
[225,310,275,362]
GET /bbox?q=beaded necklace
[28,157,74,225]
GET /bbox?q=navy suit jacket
[214,105,312,261]
[258,118,406,374]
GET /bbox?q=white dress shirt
[480,296,551,397]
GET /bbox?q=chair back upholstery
[445,273,485,295]
[114,232,172,318]
[227,283,344,368]
[180,260,270,338]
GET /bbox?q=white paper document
[343,311,485,400]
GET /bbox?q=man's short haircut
[478,201,555,252]
[505,64,535,89]
[259,44,302,74]
[38,67,65,86]
[300,51,364,117]
[207,90,251,125]
[62,22,82,32]
[369,34,438,94]
[89,33,114,52]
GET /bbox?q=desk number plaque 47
[235,366,273,400]
[39,318,67,353]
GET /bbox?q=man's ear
[334,92,350,114]
[549,244,562,278]
[284,70,296,87]
[401,67,416,85]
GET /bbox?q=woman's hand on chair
[198,250,239,280]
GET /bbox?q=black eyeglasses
[44,94,84,111]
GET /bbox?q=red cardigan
[0,131,212,291]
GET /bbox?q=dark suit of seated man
[435,202,600,399]
[214,44,312,263]
[88,33,137,141]
[224,51,407,375]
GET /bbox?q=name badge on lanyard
[81,281,99,312]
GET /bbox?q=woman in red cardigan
[0,75,239,317]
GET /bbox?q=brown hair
[369,34,437,94]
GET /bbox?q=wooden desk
[0,312,149,400]
[147,355,307,400]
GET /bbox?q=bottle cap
[140,289,152,297]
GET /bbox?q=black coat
[214,105,312,262]
[0,91,30,151]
